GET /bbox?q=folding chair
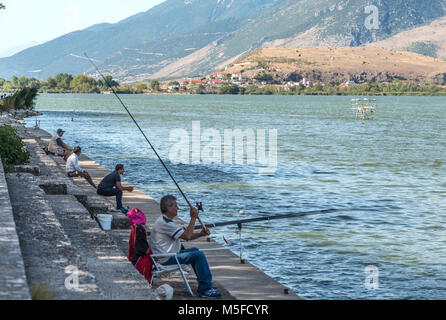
[150,253,194,296]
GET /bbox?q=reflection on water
[29,94,446,299]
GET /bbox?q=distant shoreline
[2,90,444,97]
[34,91,446,97]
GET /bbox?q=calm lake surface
[28,94,446,299]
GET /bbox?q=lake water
[27,93,446,299]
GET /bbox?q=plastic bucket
[97,214,113,230]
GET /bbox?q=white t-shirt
[149,215,185,263]
[66,153,82,173]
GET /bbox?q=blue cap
[57,128,65,134]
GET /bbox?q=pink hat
[127,208,146,226]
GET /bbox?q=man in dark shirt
[97,164,134,214]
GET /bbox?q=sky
[0,0,165,58]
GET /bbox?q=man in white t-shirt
[149,195,221,298]
[66,146,96,189]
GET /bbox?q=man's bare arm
[180,208,210,241]
[115,182,134,192]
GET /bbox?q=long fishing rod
[84,52,206,229]
[194,208,339,229]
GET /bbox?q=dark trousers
[163,247,214,294]
[97,188,123,209]
[67,171,96,189]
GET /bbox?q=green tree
[11,76,19,89]
[45,77,57,90]
[0,3,5,10]
[218,84,240,95]
[0,87,38,112]
[99,75,119,88]
[54,73,73,90]
[115,84,132,94]
[149,79,160,91]
[70,75,99,93]
[195,84,205,94]
[134,83,147,94]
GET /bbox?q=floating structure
[350,98,377,120]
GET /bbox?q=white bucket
[97,214,113,230]
[156,284,174,300]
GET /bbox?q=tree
[99,75,119,88]
[46,77,57,90]
[218,84,240,95]
[0,87,38,112]
[70,75,99,93]
[54,73,73,90]
[0,3,5,10]
[149,79,160,91]
[134,83,147,94]
[195,84,205,94]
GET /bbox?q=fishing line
[195,208,339,229]
[84,52,206,228]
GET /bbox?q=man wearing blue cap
[48,128,72,161]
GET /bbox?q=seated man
[66,146,97,188]
[97,164,133,214]
[47,128,72,161]
[149,195,221,298]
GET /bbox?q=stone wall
[0,156,31,300]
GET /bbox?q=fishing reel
[196,202,204,212]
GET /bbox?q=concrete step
[24,128,130,229]
[45,195,156,300]
[7,173,104,300]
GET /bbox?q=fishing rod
[195,208,341,265]
[194,208,339,229]
[84,53,206,229]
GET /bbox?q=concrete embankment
[1,116,300,300]
[0,156,31,300]
[1,116,155,300]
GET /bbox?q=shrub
[0,125,30,173]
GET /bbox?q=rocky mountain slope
[146,0,446,80]
[1,0,446,81]
[367,16,446,60]
[0,0,283,80]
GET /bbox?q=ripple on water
[30,94,446,300]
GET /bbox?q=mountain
[367,16,446,60]
[0,0,284,80]
[151,0,446,79]
[224,47,446,84]
[1,0,446,81]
